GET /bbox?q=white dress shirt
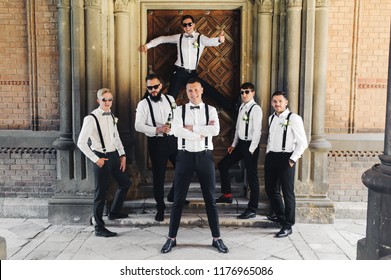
[134,94,176,137]
[77,107,125,163]
[146,32,220,70]
[232,99,262,154]
[266,108,308,162]
[171,102,220,152]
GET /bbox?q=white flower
[114,117,118,126]
[193,42,199,48]
[171,102,177,109]
[242,112,249,123]
[280,119,290,129]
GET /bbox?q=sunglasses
[101,98,113,102]
[240,89,253,95]
[182,22,194,28]
[146,84,161,90]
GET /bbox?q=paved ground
[0,217,366,260]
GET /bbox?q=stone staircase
[104,168,274,228]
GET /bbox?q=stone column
[284,0,302,113]
[53,0,75,169]
[256,0,274,204]
[114,0,132,156]
[296,0,334,223]
[49,0,93,224]
[357,26,391,260]
[257,0,273,135]
[310,0,332,196]
[84,0,102,112]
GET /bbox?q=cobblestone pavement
[0,217,366,260]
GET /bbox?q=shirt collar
[239,99,255,111]
[189,101,204,108]
[243,99,255,108]
[273,108,290,118]
[97,107,111,115]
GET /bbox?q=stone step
[103,212,279,228]
[105,193,272,227]
[138,181,248,198]
[122,196,270,213]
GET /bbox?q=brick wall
[326,0,390,133]
[0,0,59,130]
[0,0,30,129]
[328,151,381,202]
[0,149,56,198]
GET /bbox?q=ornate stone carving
[258,0,273,14]
[84,0,101,7]
[286,0,302,8]
[328,151,382,158]
[316,0,329,8]
[0,147,56,154]
[114,0,130,12]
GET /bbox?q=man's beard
[150,91,162,102]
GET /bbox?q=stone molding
[0,148,56,154]
[258,0,273,14]
[316,0,329,8]
[286,0,302,8]
[114,0,130,12]
[84,0,101,7]
[328,150,382,158]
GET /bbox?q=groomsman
[135,74,178,222]
[77,88,130,237]
[216,82,262,220]
[265,91,308,238]
[160,78,229,254]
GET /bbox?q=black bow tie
[102,112,111,116]
[190,105,200,109]
[185,34,193,38]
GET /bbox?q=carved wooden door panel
[147,10,241,163]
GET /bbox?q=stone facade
[0,0,389,222]
[328,151,381,202]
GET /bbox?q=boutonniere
[242,111,249,123]
[193,41,199,49]
[171,102,177,109]
[114,117,118,126]
[280,119,290,129]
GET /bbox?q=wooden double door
[146,9,241,164]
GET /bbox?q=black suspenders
[179,34,201,68]
[269,112,293,151]
[244,104,256,140]
[145,95,173,129]
[181,104,209,150]
[90,113,115,154]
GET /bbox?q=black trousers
[218,140,260,212]
[168,150,220,238]
[168,67,232,110]
[147,135,177,211]
[264,152,296,228]
[93,151,131,230]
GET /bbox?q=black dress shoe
[274,227,292,238]
[95,227,117,237]
[215,194,233,204]
[161,238,176,253]
[108,212,129,220]
[237,209,256,219]
[212,239,229,253]
[155,210,164,222]
[266,215,279,223]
